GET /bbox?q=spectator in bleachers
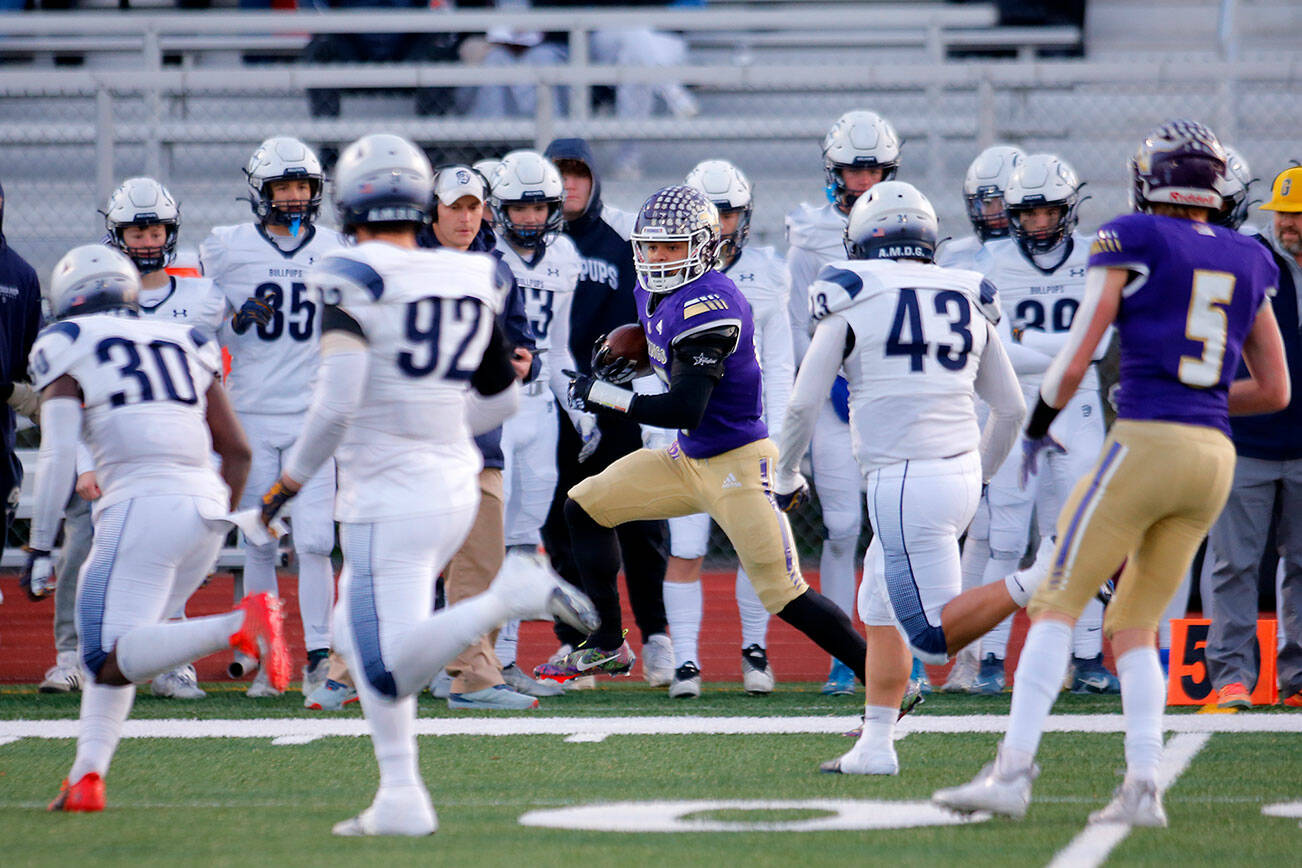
[0,180,43,570]
[1206,165,1302,710]
[462,0,569,118]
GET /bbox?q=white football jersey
[784,201,848,361]
[138,275,228,340]
[306,242,507,523]
[494,234,581,407]
[725,245,794,438]
[28,314,227,511]
[936,235,995,273]
[807,259,1003,472]
[981,234,1106,391]
[200,223,346,415]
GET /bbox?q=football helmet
[1213,147,1256,230]
[822,110,901,210]
[48,245,140,320]
[333,133,434,230]
[245,136,325,228]
[844,180,938,262]
[963,145,1026,241]
[104,177,180,273]
[489,150,565,249]
[685,159,752,264]
[1129,119,1227,214]
[473,158,502,188]
[631,185,721,294]
[1005,154,1081,257]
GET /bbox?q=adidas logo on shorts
[722,473,742,490]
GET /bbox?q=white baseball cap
[434,166,486,206]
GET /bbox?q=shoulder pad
[807,263,877,320]
[671,320,742,355]
[312,254,385,305]
[29,321,84,390]
[977,277,1002,325]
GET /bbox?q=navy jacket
[1229,231,1302,461]
[417,220,537,469]
[542,137,640,374]
[0,181,43,484]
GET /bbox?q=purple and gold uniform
[1030,212,1278,633]
[569,268,808,613]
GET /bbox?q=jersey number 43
[885,289,973,373]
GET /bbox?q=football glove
[566,369,596,412]
[773,472,811,514]
[591,334,639,385]
[1020,433,1066,489]
[260,479,298,530]
[576,414,602,463]
[21,547,55,601]
[232,296,275,334]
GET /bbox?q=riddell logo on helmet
[1168,191,1218,206]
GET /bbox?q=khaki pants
[444,468,507,693]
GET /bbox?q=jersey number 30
[96,338,199,407]
[885,289,973,372]
[397,296,493,380]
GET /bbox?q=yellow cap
[1260,166,1302,212]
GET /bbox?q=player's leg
[810,401,863,691]
[287,451,339,694]
[975,445,1035,692]
[664,512,709,697]
[609,416,670,658]
[735,567,775,693]
[234,412,285,604]
[45,493,93,694]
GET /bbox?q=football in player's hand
[602,323,651,374]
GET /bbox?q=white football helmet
[1004,153,1082,258]
[685,159,752,263]
[245,136,325,228]
[631,185,721,294]
[963,145,1026,241]
[333,133,433,230]
[822,109,901,210]
[472,158,502,189]
[1214,147,1256,230]
[104,177,180,273]
[48,244,140,320]
[844,180,938,262]
[490,150,565,249]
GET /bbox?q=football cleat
[501,663,563,697]
[228,592,290,691]
[1069,654,1120,694]
[301,653,330,699]
[246,668,283,698]
[668,661,702,699]
[972,653,1006,695]
[492,559,600,635]
[305,679,359,711]
[909,657,933,696]
[821,658,856,696]
[641,633,674,687]
[740,644,775,694]
[332,786,437,837]
[151,664,206,700]
[39,652,84,694]
[820,743,899,776]
[941,648,979,693]
[447,684,539,710]
[933,753,1038,819]
[49,772,106,812]
[428,670,453,699]
[533,641,635,682]
[1089,779,1167,827]
[1216,682,1252,710]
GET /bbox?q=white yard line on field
[1045,732,1211,868]
[0,714,1298,741]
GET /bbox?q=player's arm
[775,313,846,499]
[545,289,586,422]
[569,324,737,429]
[466,318,522,435]
[24,375,82,598]
[786,248,819,363]
[761,287,797,445]
[1027,266,1125,438]
[204,379,251,510]
[499,262,539,382]
[973,324,1028,481]
[998,313,1055,376]
[1229,299,1290,415]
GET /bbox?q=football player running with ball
[934,120,1288,826]
[257,134,596,837]
[541,185,866,687]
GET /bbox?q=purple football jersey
[635,269,767,458]
[1089,213,1278,436]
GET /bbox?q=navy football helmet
[631,185,721,293]
[1130,119,1227,214]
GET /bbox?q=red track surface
[0,570,1035,686]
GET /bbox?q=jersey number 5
[1178,270,1235,388]
[885,289,973,372]
[397,296,493,380]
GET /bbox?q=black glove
[565,369,597,412]
[591,335,639,385]
[774,479,811,514]
[232,297,275,334]
[21,547,55,601]
[260,479,298,530]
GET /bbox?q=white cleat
[740,644,775,694]
[332,787,437,837]
[932,755,1038,819]
[151,664,206,699]
[940,647,978,692]
[39,651,84,694]
[820,743,899,776]
[642,633,673,687]
[668,662,701,698]
[246,667,283,698]
[1089,778,1168,827]
[301,655,330,699]
[493,553,599,634]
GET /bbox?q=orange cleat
[1283,691,1302,708]
[1216,682,1252,710]
[229,592,291,692]
[49,772,105,812]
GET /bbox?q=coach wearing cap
[1206,166,1302,710]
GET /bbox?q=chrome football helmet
[104,177,180,273]
[844,181,938,262]
[489,150,565,250]
[333,133,434,230]
[631,185,721,294]
[48,245,140,320]
[1129,119,1227,214]
[1213,147,1256,230]
[963,145,1026,241]
[1005,154,1082,257]
[822,110,901,210]
[685,159,752,265]
[245,136,325,229]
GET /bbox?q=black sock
[307,648,329,667]
[563,498,624,650]
[776,589,866,682]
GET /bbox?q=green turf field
[1,684,1299,867]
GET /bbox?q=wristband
[1025,395,1062,440]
